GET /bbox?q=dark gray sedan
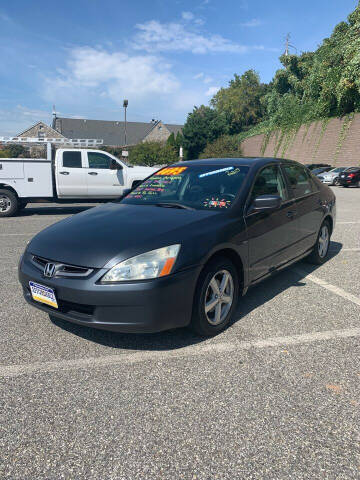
[19,158,336,336]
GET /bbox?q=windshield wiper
[155,202,194,211]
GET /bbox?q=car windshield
[122,164,249,211]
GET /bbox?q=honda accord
[19,158,336,336]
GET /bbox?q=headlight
[101,244,181,282]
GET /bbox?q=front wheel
[306,220,331,265]
[189,257,239,336]
[0,189,19,217]
[333,177,340,186]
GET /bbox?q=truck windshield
[122,165,249,211]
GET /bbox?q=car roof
[175,157,289,167]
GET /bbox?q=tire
[306,219,331,265]
[0,189,19,217]
[333,178,340,186]
[189,257,239,336]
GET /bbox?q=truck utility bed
[0,158,53,197]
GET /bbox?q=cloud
[205,86,220,96]
[182,11,195,21]
[0,106,52,136]
[240,18,263,27]
[43,47,180,105]
[194,72,204,80]
[133,20,263,54]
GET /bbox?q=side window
[88,152,112,169]
[284,164,313,198]
[250,165,288,202]
[63,151,82,168]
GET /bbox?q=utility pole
[284,33,297,56]
[123,99,128,146]
[285,33,290,56]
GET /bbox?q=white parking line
[336,221,360,225]
[293,267,360,307]
[1,327,359,379]
[0,233,34,236]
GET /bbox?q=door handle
[59,171,70,175]
[88,172,98,176]
[287,210,296,218]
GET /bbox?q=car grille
[31,255,93,278]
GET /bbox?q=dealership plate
[29,281,58,309]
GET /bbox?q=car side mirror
[248,195,282,214]
[110,159,122,170]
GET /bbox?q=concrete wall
[241,113,360,167]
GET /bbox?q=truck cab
[55,149,154,198]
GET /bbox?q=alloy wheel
[204,269,234,325]
[0,194,11,213]
[318,225,329,258]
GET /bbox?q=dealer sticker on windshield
[29,281,58,309]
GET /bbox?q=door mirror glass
[249,194,282,214]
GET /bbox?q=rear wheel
[0,189,19,217]
[306,220,331,265]
[333,177,340,186]
[189,257,239,336]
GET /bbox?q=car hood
[28,202,218,269]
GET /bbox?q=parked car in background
[305,163,331,171]
[311,167,333,176]
[19,157,336,337]
[338,167,360,187]
[318,167,349,186]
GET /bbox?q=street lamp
[123,99,128,146]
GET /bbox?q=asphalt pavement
[1,191,359,479]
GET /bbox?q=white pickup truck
[0,148,156,217]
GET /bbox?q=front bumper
[19,252,201,333]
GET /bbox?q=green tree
[199,135,243,159]
[7,144,28,158]
[211,70,267,134]
[129,141,178,167]
[181,105,228,160]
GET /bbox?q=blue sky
[0,0,357,135]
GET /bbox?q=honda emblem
[44,263,56,278]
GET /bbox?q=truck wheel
[0,189,19,217]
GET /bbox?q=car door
[282,163,322,254]
[86,151,125,197]
[56,150,88,197]
[245,164,298,283]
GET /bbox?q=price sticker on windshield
[155,167,187,176]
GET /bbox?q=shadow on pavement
[50,241,343,351]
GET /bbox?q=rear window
[63,151,82,168]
